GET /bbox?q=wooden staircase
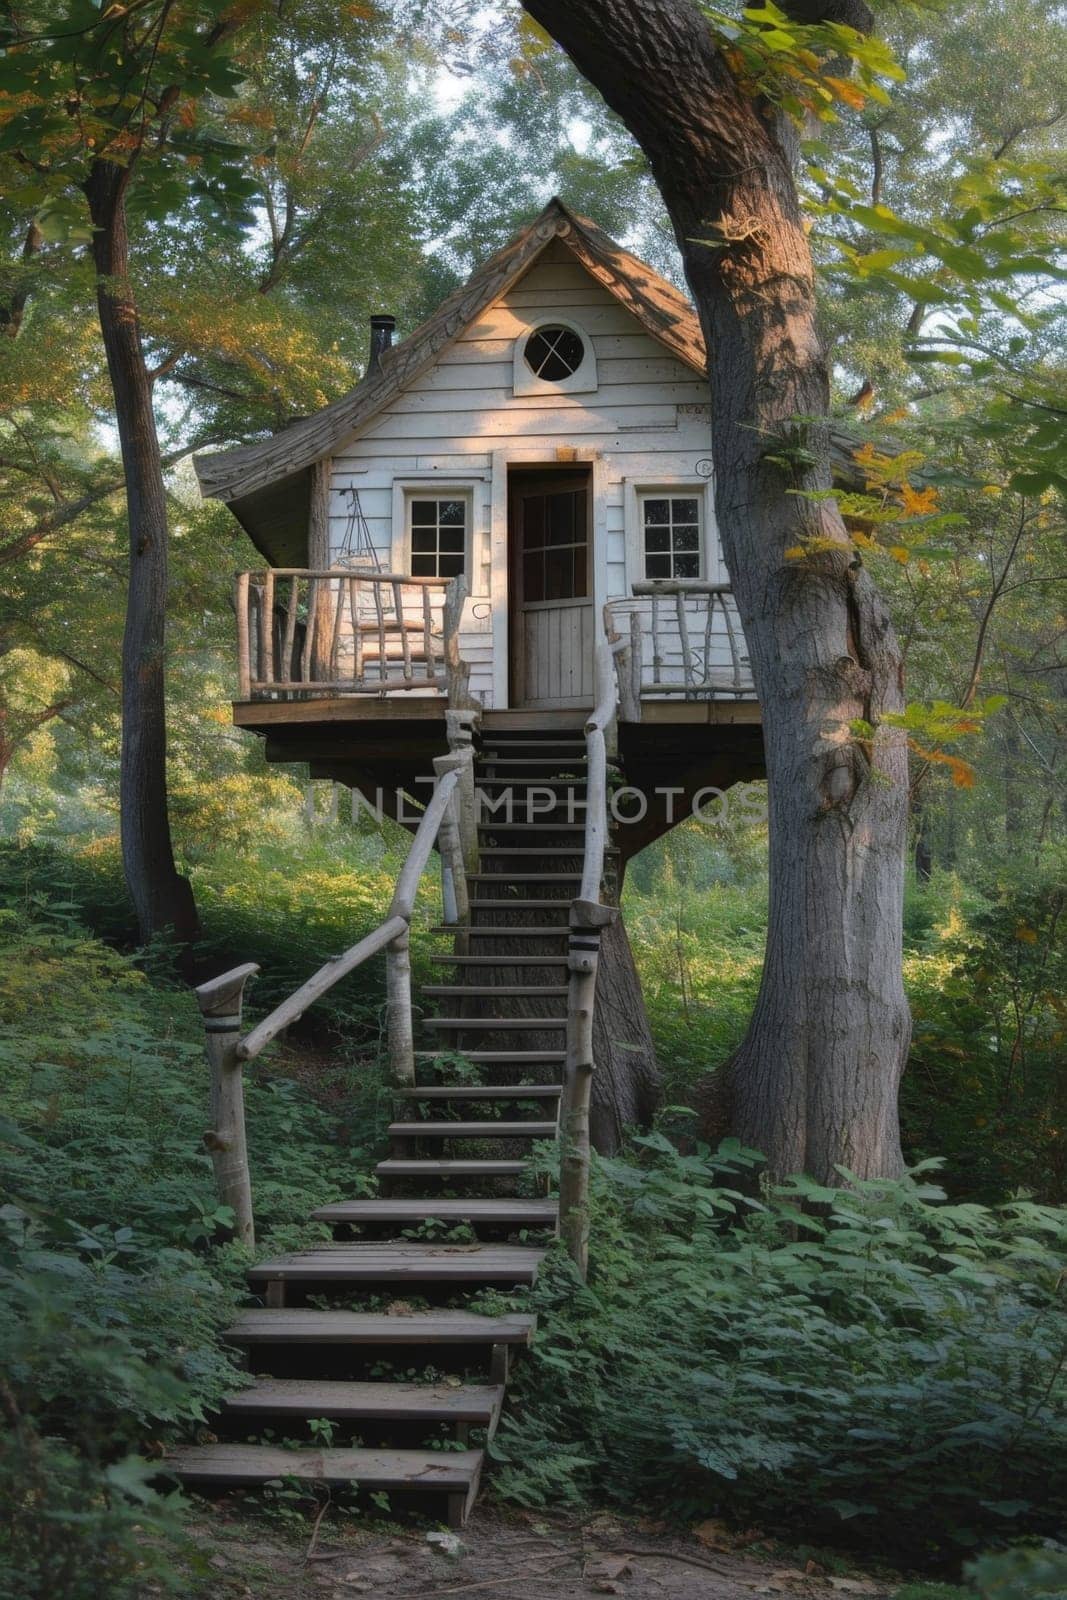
[165,722,608,1527]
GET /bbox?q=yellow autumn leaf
[824,75,867,110]
[900,483,939,517]
[889,545,910,563]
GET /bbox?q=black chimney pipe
[368,314,396,376]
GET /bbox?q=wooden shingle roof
[193,198,707,509]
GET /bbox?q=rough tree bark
[84,160,199,946]
[523,0,911,1181]
[590,909,661,1153]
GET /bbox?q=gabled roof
[193,198,707,513]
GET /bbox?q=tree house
[172,203,773,1518]
[196,199,764,855]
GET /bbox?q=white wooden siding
[326,239,720,709]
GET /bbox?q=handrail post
[195,963,260,1249]
[445,709,480,876]
[434,753,471,957]
[235,572,251,699]
[383,767,462,1089]
[442,573,472,708]
[385,928,415,1087]
[560,900,616,1279]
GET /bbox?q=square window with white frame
[640,493,702,580]
[408,495,468,578]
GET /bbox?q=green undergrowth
[625,823,1067,1203]
[490,1139,1067,1572]
[0,887,384,1597]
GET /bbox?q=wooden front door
[508,471,594,708]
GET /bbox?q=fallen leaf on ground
[693,1518,731,1550]
[585,1553,633,1580]
[585,1513,625,1538]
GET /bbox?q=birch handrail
[193,766,468,1248]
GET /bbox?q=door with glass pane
[508,471,594,709]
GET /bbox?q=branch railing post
[605,584,756,702]
[195,963,260,1250]
[442,573,472,708]
[194,774,459,1232]
[445,709,480,875]
[433,753,471,954]
[383,768,462,1088]
[385,925,416,1089]
[235,570,457,698]
[235,572,252,699]
[559,633,619,1279]
[560,898,616,1277]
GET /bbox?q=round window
[524,325,585,383]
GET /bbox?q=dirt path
[187,1505,896,1600]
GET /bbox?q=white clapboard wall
[326,239,721,708]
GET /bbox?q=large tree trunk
[590,910,661,1153]
[84,161,199,947]
[523,0,911,1181]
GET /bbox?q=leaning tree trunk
[84,161,200,946]
[590,909,661,1154]
[523,0,911,1181]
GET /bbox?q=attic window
[513,318,597,396]
[524,326,585,382]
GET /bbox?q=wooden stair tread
[467,875,581,884]
[224,1308,536,1345]
[421,985,569,997]
[399,1084,562,1099]
[416,1049,565,1062]
[428,925,570,936]
[469,900,572,910]
[478,738,586,748]
[426,954,570,965]
[388,1120,557,1138]
[376,1158,530,1177]
[478,847,616,856]
[163,1442,482,1492]
[423,1017,565,1030]
[475,778,587,788]
[222,1378,504,1424]
[477,824,587,832]
[312,1197,559,1223]
[248,1243,545,1283]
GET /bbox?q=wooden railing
[605,581,756,716]
[235,568,469,700]
[558,629,621,1279]
[193,756,475,1248]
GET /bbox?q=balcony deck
[230,569,764,851]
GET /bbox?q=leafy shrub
[966,1547,1067,1599]
[0,1143,239,1598]
[0,917,380,1244]
[903,863,1067,1201]
[0,899,381,1595]
[491,1139,1067,1567]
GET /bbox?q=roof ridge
[194,202,706,508]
